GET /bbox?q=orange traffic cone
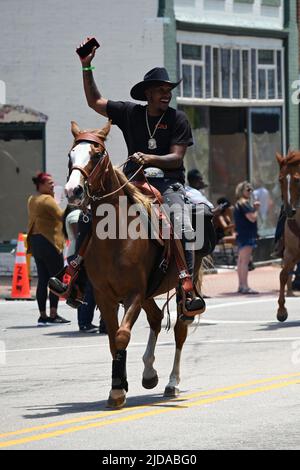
[10,233,32,300]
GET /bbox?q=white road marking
[3,336,300,354]
[1,297,300,353]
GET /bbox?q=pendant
[148,138,157,150]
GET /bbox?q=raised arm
[77,38,108,117]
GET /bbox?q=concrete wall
[174,0,283,29]
[0,0,164,187]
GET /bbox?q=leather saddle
[132,181,216,301]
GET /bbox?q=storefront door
[209,107,248,204]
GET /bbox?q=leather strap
[75,132,105,146]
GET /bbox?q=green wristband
[82,66,95,71]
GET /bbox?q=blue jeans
[275,205,286,242]
[77,280,96,328]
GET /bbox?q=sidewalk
[0,265,282,300]
[0,276,37,300]
[202,264,281,298]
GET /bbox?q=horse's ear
[71,121,81,138]
[276,152,284,166]
[98,120,112,140]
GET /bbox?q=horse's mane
[114,168,152,215]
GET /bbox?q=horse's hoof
[164,386,179,398]
[277,309,288,322]
[106,390,126,409]
[142,374,159,390]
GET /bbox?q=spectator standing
[27,173,71,325]
[63,206,106,334]
[234,181,260,294]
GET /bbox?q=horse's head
[276,150,300,216]
[65,120,111,203]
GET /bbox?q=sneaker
[79,324,98,333]
[240,287,259,295]
[37,316,51,326]
[48,315,71,324]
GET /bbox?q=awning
[0,105,48,123]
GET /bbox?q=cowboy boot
[48,256,86,308]
[179,249,206,323]
[183,249,206,313]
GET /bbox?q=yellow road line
[1,371,300,440]
[0,376,300,449]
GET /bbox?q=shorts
[236,238,257,250]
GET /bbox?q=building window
[178,43,283,102]
[261,0,281,6]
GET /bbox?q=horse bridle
[68,133,144,204]
[67,133,108,204]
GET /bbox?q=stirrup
[185,295,206,312]
[66,285,86,309]
[48,277,68,296]
[177,288,206,325]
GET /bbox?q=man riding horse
[50,38,205,314]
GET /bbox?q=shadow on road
[214,290,278,298]
[257,321,300,332]
[22,392,189,420]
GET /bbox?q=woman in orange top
[27,172,70,325]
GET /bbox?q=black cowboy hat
[130,67,182,101]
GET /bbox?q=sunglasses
[246,187,253,192]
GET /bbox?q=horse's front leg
[278,256,295,322]
[141,299,163,389]
[107,293,143,409]
[164,317,188,397]
[93,292,124,408]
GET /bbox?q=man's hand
[76,37,97,67]
[130,152,151,166]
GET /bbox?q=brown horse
[276,150,300,321]
[65,120,206,408]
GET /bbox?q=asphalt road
[1,294,300,450]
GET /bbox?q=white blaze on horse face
[65,142,91,199]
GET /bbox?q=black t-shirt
[106,100,193,184]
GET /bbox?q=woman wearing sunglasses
[234,181,260,294]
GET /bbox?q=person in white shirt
[185,168,214,209]
[62,206,106,334]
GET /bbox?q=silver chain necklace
[145,108,166,150]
